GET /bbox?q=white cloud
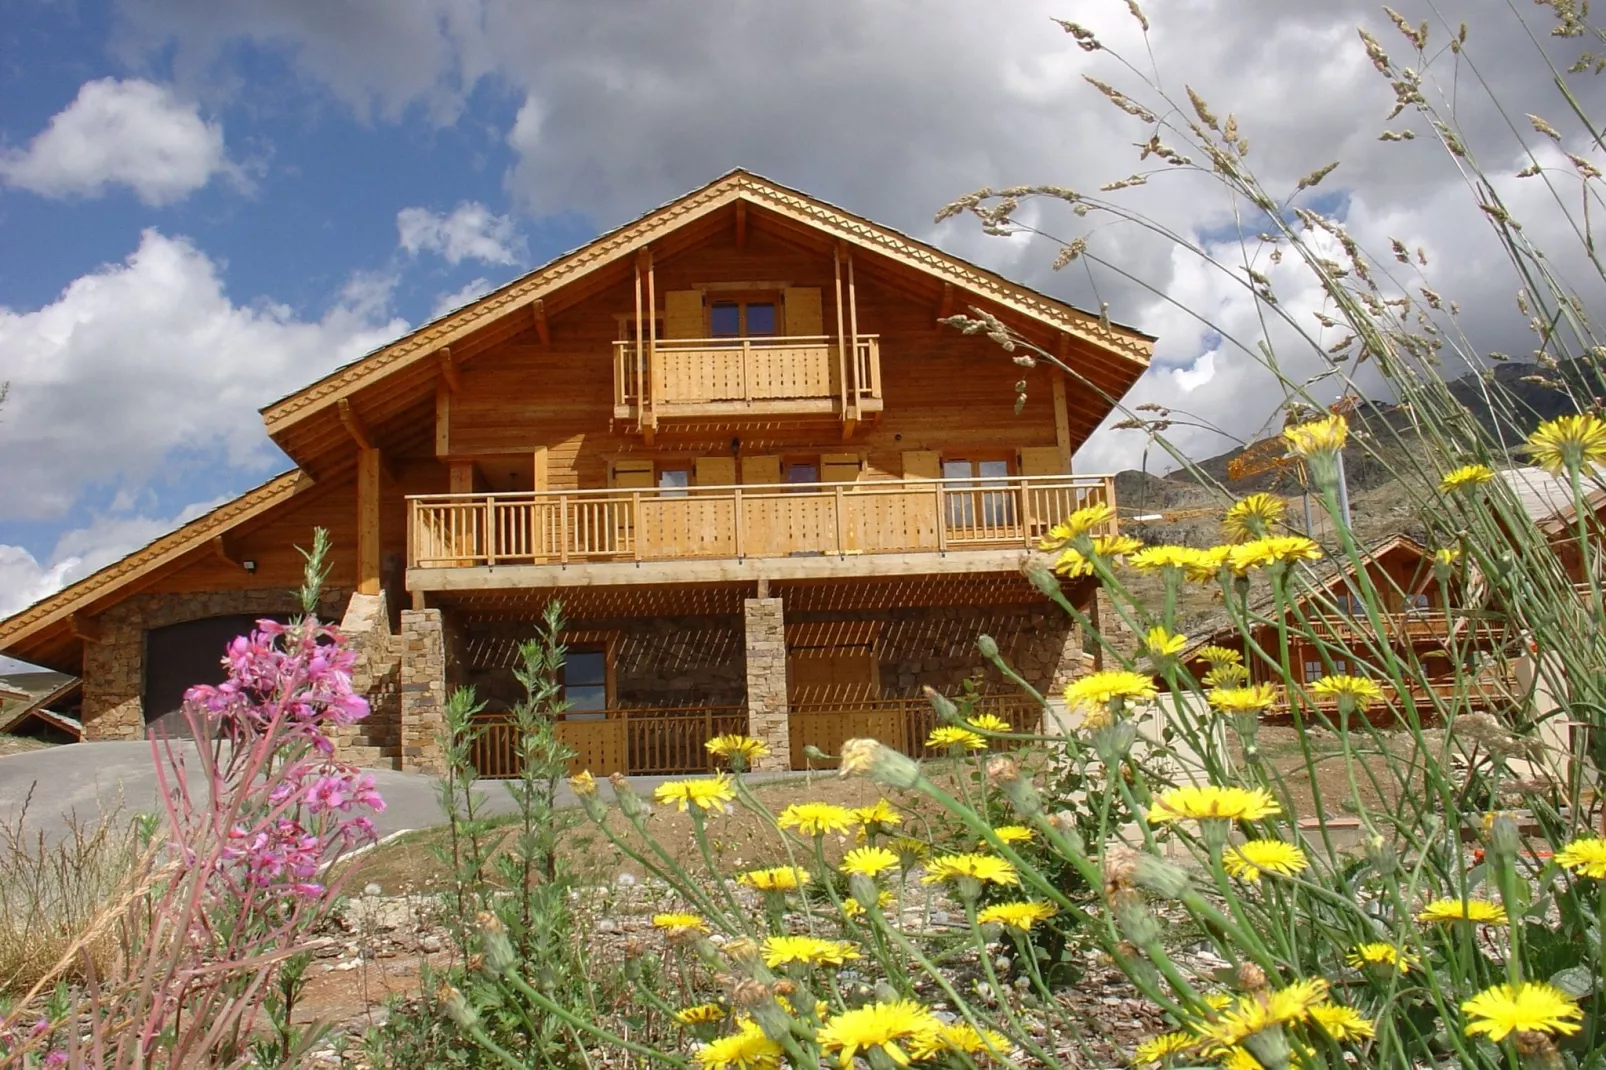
[0,78,232,205]
[431,276,493,318]
[397,202,521,266]
[0,229,407,520]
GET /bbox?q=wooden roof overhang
[0,471,319,673]
[260,169,1155,481]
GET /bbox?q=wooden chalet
[1182,535,1512,718]
[0,170,1153,775]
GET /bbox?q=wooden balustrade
[470,707,748,778]
[1268,670,1516,720]
[612,335,881,415]
[788,694,1042,769]
[409,475,1117,570]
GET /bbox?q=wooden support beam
[1052,371,1074,473]
[211,535,238,568]
[357,447,382,596]
[338,398,374,451]
[531,446,549,491]
[69,613,102,644]
[846,245,861,422]
[435,379,451,458]
[935,282,954,332]
[448,461,476,495]
[532,299,551,346]
[735,200,748,249]
[436,346,461,393]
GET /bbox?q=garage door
[144,614,290,738]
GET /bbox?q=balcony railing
[1268,671,1515,719]
[612,335,881,420]
[408,474,1117,570]
[1306,610,1505,642]
[471,707,748,778]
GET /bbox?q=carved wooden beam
[70,613,102,644]
[337,398,374,450]
[436,346,461,393]
[211,535,239,568]
[735,200,748,249]
[532,299,551,346]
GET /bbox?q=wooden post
[741,340,752,403]
[1052,370,1074,473]
[834,484,846,555]
[846,247,860,418]
[632,492,642,561]
[634,252,645,421]
[484,498,497,565]
[935,481,948,552]
[645,247,656,423]
[833,243,848,417]
[435,379,451,457]
[559,494,571,564]
[357,447,382,595]
[733,487,745,558]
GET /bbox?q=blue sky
[0,0,1588,646]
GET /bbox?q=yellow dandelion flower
[1283,414,1348,458]
[1207,683,1278,714]
[909,1021,1015,1061]
[1218,1048,1264,1070]
[851,798,903,833]
[1197,644,1244,667]
[1418,898,1508,925]
[1555,836,1606,878]
[921,853,1020,886]
[842,889,896,918]
[1309,674,1386,711]
[1148,785,1282,825]
[966,713,1012,734]
[817,1000,941,1069]
[736,866,811,892]
[695,1017,783,1070]
[1439,464,1495,493]
[926,725,987,750]
[1223,493,1287,543]
[1040,503,1116,550]
[1094,533,1146,558]
[987,825,1035,846]
[1346,942,1417,972]
[1145,626,1188,659]
[1307,1001,1375,1040]
[1526,413,1606,474]
[1461,981,1583,1041]
[705,734,770,764]
[975,900,1058,931]
[675,1002,727,1026]
[1132,1031,1195,1065]
[1065,670,1159,711]
[1229,535,1323,572]
[777,802,856,837]
[841,846,901,878]
[1185,545,1234,582]
[1200,978,1328,1048]
[652,912,710,934]
[568,769,598,797]
[890,836,930,863]
[655,776,736,813]
[1435,546,1461,567]
[762,934,860,968]
[1128,545,1198,572]
[1222,840,1308,882]
[1054,548,1094,577]
[1203,663,1252,688]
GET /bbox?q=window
[709,297,778,339]
[563,649,608,720]
[943,456,1015,527]
[1304,658,1347,681]
[1403,592,1430,614]
[658,467,690,497]
[1332,594,1360,616]
[785,461,820,491]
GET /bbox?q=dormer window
[710,295,778,338]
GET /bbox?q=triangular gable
[259,169,1154,444]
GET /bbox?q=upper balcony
[406,474,1115,591]
[612,335,882,431]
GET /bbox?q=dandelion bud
[1365,832,1397,877]
[725,939,763,969]
[611,773,649,820]
[840,738,922,790]
[803,744,829,762]
[439,985,478,1030]
[1513,1030,1564,1070]
[480,920,516,977]
[693,937,725,971]
[1092,720,1139,765]
[731,978,771,1007]
[924,686,960,724]
[1024,557,1063,598]
[985,755,1020,785]
[1047,811,1085,853]
[975,633,1001,661]
[1236,961,1268,992]
[849,873,879,911]
[874,980,901,1004]
[578,790,608,824]
[1110,887,1161,947]
[1488,811,1523,861]
[568,769,598,797]
[1103,845,1140,891]
[1242,1023,1291,1070]
[466,953,484,973]
[1133,854,1192,899]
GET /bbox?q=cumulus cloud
[431,276,493,318]
[397,203,522,265]
[0,78,232,205]
[0,230,407,520]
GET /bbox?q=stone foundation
[81,587,350,740]
[743,597,789,770]
[399,608,448,775]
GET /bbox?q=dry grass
[0,735,56,757]
[0,795,146,992]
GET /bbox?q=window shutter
[901,450,941,480]
[741,455,781,484]
[821,452,861,485]
[695,456,737,488]
[783,287,824,336]
[663,290,704,339]
[1018,446,1064,477]
[611,459,655,489]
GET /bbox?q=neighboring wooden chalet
[0,170,1153,775]
[1496,465,1606,590]
[1183,535,1511,718]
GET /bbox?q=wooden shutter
[611,459,655,489]
[821,453,861,485]
[783,287,824,336]
[695,456,737,488]
[742,455,781,484]
[1018,446,1064,477]
[663,291,704,339]
[901,450,941,480]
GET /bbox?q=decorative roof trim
[261,170,1153,435]
[0,470,310,652]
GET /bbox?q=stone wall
[81,587,350,740]
[334,592,402,767]
[743,597,789,770]
[398,608,447,775]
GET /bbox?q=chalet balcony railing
[1267,671,1516,718]
[1305,610,1505,642]
[612,335,881,418]
[407,474,1117,570]
[470,707,748,778]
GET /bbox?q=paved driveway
[0,741,797,843]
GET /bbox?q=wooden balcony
[470,707,748,778]
[406,474,1117,590]
[1306,611,1504,643]
[612,335,882,428]
[1268,671,1516,720]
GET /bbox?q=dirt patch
[0,736,56,757]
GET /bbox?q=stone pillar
[743,597,790,771]
[399,608,447,775]
[81,617,144,740]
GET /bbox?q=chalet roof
[0,676,81,738]
[259,169,1155,476]
[1493,465,1606,536]
[0,471,311,669]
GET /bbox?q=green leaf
[1551,964,1596,997]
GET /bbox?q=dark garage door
[143,614,290,738]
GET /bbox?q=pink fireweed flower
[306,771,387,814]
